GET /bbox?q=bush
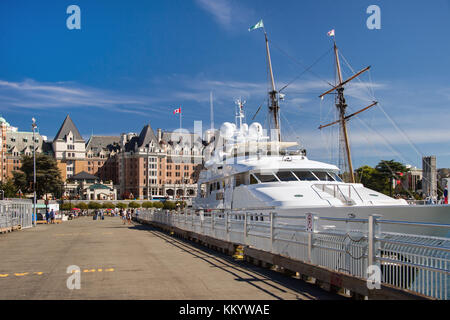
[77,202,88,210]
[142,201,153,209]
[60,202,73,211]
[102,202,115,209]
[116,202,127,209]
[163,201,176,210]
[153,202,164,209]
[88,202,102,210]
[128,201,141,208]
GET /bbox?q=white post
[368,214,381,268]
[226,212,229,242]
[244,212,248,245]
[270,212,274,253]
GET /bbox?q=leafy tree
[116,202,127,209]
[163,201,176,210]
[60,202,73,211]
[0,178,18,198]
[142,201,153,208]
[77,202,88,210]
[153,202,164,209]
[88,202,102,210]
[102,202,115,209]
[356,160,410,196]
[12,154,63,199]
[128,201,141,208]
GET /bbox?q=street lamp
[32,117,37,227]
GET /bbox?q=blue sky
[1,0,450,169]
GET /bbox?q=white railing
[0,199,34,230]
[136,209,450,300]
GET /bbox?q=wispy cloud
[0,79,163,117]
[195,0,251,30]
[195,0,232,28]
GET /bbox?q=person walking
[45,209,50,224]
[50,209,55,224]
[126,209,132,225]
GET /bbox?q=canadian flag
[173,107,181,114]
[327,29,335,37]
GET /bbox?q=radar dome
[248,122,263,138]
[220,122,236,140]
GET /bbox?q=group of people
[45,209,56,224]
[119,208,133,225]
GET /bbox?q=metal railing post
[270,212,274,253]
[368,214,382,268]
[226,212,229,242]
[244,212,248,245]
[307,213,318,264]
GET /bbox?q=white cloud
[195,0,232,28]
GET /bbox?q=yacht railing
[312,183,364,205]
[136,209,449,300]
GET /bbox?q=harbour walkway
[0,216,344,300]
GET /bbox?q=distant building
[52,115,87,180]
[405,165,422,193]
[422,156,437,198]
[63,171,117,200]
[0,116,49,182]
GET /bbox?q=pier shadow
[128,222,346,300]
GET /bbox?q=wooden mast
[319,39,376,184]
[334,42,355,183]
[264,32,281,142]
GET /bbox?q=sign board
[306,213,314,232]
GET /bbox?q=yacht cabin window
[292,171,318,181]
[312,171,335,181]
[253,173,279,183]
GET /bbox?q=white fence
[0,199,34,230]
[136,209,450,300]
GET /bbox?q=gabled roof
[138,124,158,148]
[70,171,99,181]
[54,115,84,142]
[86,135,120,153]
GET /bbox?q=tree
[0,178,18,198]
[375,160,409,196]
[356,160,410,196]
[153,202,164,209]
[128,201,141,208]
[77,202,88,210]
[116,202,127,209]
[60,202,74,211]
[12,154,63,199]
[142,201,153,208]
[102,202,115,209]
[88,202,102,210]
[163,201,176,210]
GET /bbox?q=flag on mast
[248,19,264,31]
[327,29,335,37]
[173,107,181,114]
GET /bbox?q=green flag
[248,19,264,31]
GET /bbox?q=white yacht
[193,29,449,237]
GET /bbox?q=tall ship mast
[318,32,378,183]
[192,23,449,240]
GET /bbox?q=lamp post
[32,117,37,227]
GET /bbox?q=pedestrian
[126,209,132,225]
[120,209,126,225]
[50,209,55,224]
[45,209,50,224]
